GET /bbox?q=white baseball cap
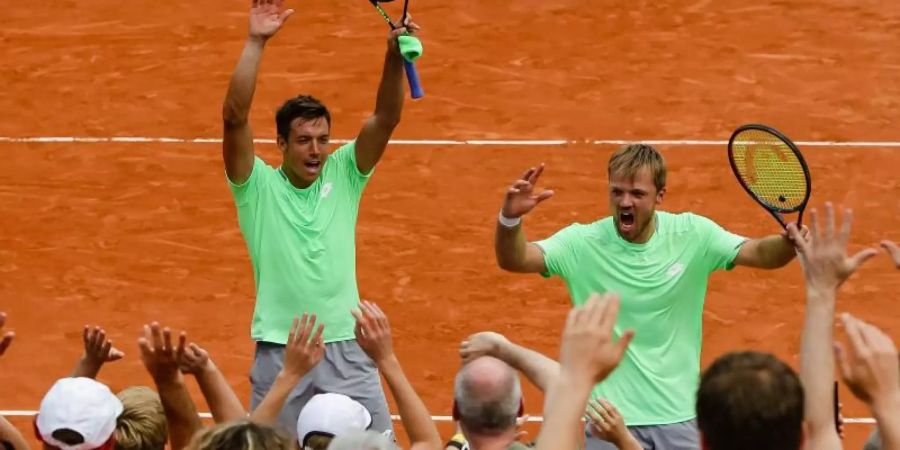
[297,393,372,447]
[36,377,124,450]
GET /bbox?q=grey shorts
[584,419,699,450]
[249,340,393,437]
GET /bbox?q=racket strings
[731,129,808,211]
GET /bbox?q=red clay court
[1,0,899,448]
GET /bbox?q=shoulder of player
[656,210,722,235]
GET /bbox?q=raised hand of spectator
[587,398,641,450]
[353,301,395,364]
[283,314,325,378]
[250,314,324,426]
[881,240,900,269]
[460,332,510,364]
[0,312,13,357]
[559,293,633,383]
[788,203,877,294]
[72,325,124,378]
[535,293,633,450]
[179,343,211,375]
[138,322,186,384]
[179,341,248,423]
[835,314,900,405]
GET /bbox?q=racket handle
[404,60,424,99]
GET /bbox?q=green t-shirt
[536,211,746,426]
[229,142,370,344]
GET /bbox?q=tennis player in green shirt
[494,144,807,450]
[220,0,419,436]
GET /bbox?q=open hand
[788,203,877,293]
[248,0,294,41]
[501,165,554,219]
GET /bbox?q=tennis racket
[727,124,812,228]
[368,0,424,99]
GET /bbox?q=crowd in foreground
[0,205,899,450]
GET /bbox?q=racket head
[727,124,812,226]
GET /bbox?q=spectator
[696,351,804,450]
[297,393,373,450]
[788,204,879,450]
[185,421,292,450]
[531,293,633,450]
[0,312,28,450]
[452,355,524,450]
[115,387,168,450]
[328,430,398,450]
[460,332,640,449]
[35,377,123,450]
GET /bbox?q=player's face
[278,117,332,187]
[608,167,665,243]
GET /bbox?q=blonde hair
[186,421,294,450]
[115,387,168,450]
[607,143,667,192]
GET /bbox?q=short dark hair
[275,95,331,142]
[697,351,804,450]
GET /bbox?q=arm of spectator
[249,314,324,426]
[534,293,633,450]
[71,326,124,378]
[586,399,641,450]
[138,323,202,450]
[180,342,247,423]
[835,314,900,450]
[881,240,900,269]
[354,301,442,450]
[460,332,559,392]
[0,415,29,450]
[790,204,877,450]
[0,312,14,358]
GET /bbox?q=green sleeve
[228,156,273,207]
[331,141,373,197]
[694,214,747,272]
[534,224,585,278]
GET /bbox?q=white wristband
[498,211,522,228]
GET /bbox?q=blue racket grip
[404,60,424,99]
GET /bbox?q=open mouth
[619,211,635,231]
[304,160,322,171]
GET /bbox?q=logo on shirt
[320,182,333,199]
[666,262,685,278]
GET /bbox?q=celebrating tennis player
[220,0,419,435]
[494,144,808,450]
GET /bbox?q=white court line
[2,136,900,147]
[0,410,878,424]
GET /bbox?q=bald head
[454,356,522,435]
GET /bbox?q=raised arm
[495,165,554,273]
[354,301,442,450]
[733,223,812,269]
[0,315,26,450]
[0,313,13,358]
[460,332,558,392]
[882,240,900,269]
[138,323,203,450]
[71,326,124,379]
[180,343,248,423]
[790,204,877,450]
[835,314,900,450]
[534,293,633,450]
[353,19,420,174]
[222,0,294,184]
[249,314,324,426]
